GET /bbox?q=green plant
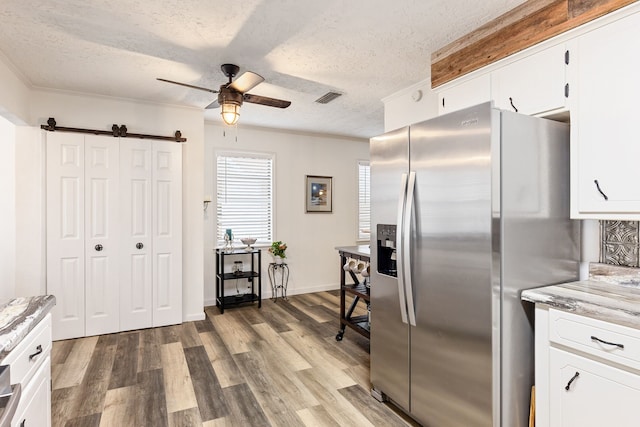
[269,241,287,258]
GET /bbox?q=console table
[335,245,370,341]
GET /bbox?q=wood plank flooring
[52,291,417,427]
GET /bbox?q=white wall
[204,123,369,305]
[0,115,16,303]
[14,89,206,321]
[0,54,30,124]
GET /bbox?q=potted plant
[269,241,287,263]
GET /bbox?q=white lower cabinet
[549,347,640,427]
[12,357,51,427]
[536,307,640,427]
[47,132,183,340]
[2,313,52,427]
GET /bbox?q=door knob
[136,243,144,249]
[95,244,103,251]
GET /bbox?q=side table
[268,262,289,301]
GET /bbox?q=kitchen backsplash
[600,220,640,268]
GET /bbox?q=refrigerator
[369,102,580,427]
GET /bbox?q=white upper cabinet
[491,43,568,116]
[437,73,491,115]
[571,11,640,218]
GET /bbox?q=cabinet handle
[20,419,25,427]
[593,180,609,201]
[136,242,144,249]
[591,335,624,349]
[565,371,580,391]
[509,97,518,112]
[28,344,43,361]
[95,244,104,251]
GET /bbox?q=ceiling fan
[158,64,291,126]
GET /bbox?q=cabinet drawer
[549,308,640,371]
[2,314,52,386]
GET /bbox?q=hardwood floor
[51,291,416,426]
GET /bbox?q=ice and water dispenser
[376,224,397,277]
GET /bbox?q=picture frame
[305,175,332,213]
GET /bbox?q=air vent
[315,92,342,104]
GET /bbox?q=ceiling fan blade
[243,93,291,108]
[228,71,265,93]
[205,99,220,109]
[157,78,218,94]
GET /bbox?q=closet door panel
[120,141,153,331]
[152,142,183,327]
[46,133,85,341]
[84,135,120,336]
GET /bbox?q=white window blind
[216,153,273,245]
[358,161,371,241]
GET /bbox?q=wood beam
[431,0,637,88]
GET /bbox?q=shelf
[215,248,262,313]
[217,293,260,307]
[218,271,259,281]
[341,315,370,338]
[343,284,370,300]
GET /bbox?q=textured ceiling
[0,0,526,138]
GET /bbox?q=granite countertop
[522,263,640,329]
[0,295,56,362]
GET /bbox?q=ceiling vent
[315,91,342,104]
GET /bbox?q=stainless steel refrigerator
[369,102,580,427]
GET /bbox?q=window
[216,152,273,245]
[358,160,370,241]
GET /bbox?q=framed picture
[305,175,332,213]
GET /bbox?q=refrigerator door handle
[403,171,417,326]
[396,173,409,325]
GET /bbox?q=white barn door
[152,142,182,327]
[84,135,120,336]
[47,133,85,341]
[119,140,153,331]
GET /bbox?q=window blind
[358,161,371,241]
[216,153,273,245]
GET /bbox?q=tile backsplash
[600,220,640,267]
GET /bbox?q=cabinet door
[12,357,51,427]
[550,348,640,427]
[152,142,183,327]
[492,43,567,115]
[120,140,153,331]
[573,12,640,217]
[84,135,120,336]
[437,74,490,115]
[46,133,86,341]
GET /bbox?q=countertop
[335,245,370,259]
[0,295,56,362]
[522,263,640,329]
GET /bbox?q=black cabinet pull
[28,344,43,361]
[95,244,103,251]
[136,242,144,249]
[20,419,25,427]
[593,180,609,200]
[565,371,580,391]
[509,97,518,112]
[591,335,624,349]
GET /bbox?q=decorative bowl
[240,237,257,248]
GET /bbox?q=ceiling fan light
[221,102,240,126]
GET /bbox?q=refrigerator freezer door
[409,104,494,426]
[370,127,410,411]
